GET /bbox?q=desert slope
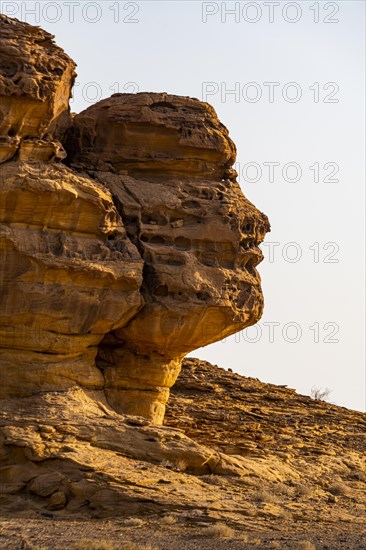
[1,359,365,549]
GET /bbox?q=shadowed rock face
[0,16,269,424]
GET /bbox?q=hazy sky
[3,0,364,411]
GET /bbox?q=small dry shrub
[277,482,293,497]
[295,484,312,498]
[310,386,331,401]
[298,541,316,550]
[202,523,235,538]
[160,515,177,525]
[278,509,292,520]
[252,488,280,504]
[328,481,351,496]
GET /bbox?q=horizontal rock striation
[0,358,365,531]
[0,162,143,398]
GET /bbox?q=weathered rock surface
[0,15,364,550]
[64,93,237,180]
[0,15,75,164]
[0,161,143,398]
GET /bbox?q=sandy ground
[0,516,365,550]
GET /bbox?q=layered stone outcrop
[0,162,143,398]
[0,15,269,425]
[64,92,237,180]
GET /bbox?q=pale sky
[3,0,364,411]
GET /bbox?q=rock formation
[0,19,365,548]
[65,93,269,422]
[0,15,269,424]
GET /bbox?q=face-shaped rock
[65,93,270,422]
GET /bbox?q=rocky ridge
[0,14,75,161]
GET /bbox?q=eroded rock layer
[0,358,365,548]
[0,162,143,398]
